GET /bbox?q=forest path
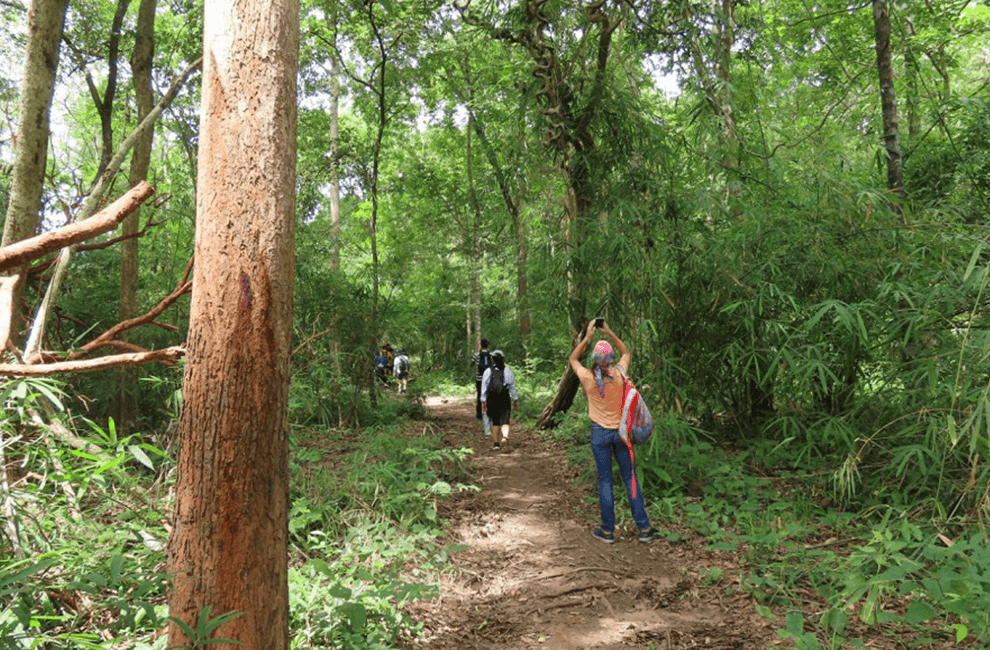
[410,396,775,650]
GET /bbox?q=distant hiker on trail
[472,339,497,436]
[393,349,410,393]
[480,350,518,451]
[382,343,395,377]
[569,319,659,544]
[374,348,389,387]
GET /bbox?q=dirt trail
[411,397,775,650]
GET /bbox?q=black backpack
[477,350,495,378]
[488,367,507,399]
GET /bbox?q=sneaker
[591,527,615,544]
[638,527,660,543]
[493,441,500,449]
[500,437,509,451]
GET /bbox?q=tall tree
[116,0,158,431]
[0,0,69,346]
[466,106,483,351]
[328,0,425,411]
[458,0,634,426]
[166,0,299,647]
[63,0,132,186]
[872,0,905,209]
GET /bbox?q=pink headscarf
[591,340,614,399]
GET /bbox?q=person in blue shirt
[480,350,519,451]
[373,348,389,387]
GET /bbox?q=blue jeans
[591,422,651,532]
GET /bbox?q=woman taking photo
[569,318,659,544]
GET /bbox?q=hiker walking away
[374,348,389,387]
[393,349,410,393]
[480,350,518,451]
[472,339,496,436]
[569,319,659,544]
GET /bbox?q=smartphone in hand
[595,317,604,328]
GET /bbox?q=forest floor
[406,396,781,650]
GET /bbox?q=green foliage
[285,422,475,648]
[3,0,990,647]
[836,519,990,641]
[1,379,472,649]
[0,376,67,423]
[290,425,476,541]
[168,607,243,649]
[287,523,442,649]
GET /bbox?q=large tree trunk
[0,0,70,345]
[116,0,157,432]
[166,0,298,647]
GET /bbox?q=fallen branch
[22,256,193,365]
[0,346,185,377]
[522,583,616,615]
[27,407,112,473]
[0,182,155,273]
[68,268,192,359]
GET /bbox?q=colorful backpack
[617,368,654,498]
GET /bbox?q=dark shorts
[486,393,512,426]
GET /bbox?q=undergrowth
[553,408,990,648]
[0,376,474,650]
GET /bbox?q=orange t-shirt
[576,365,626,429]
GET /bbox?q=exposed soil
[409,397,778,650]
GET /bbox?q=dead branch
[292,328,334,357]
[68,277,192,360]
[95,340,148,354]
[1,346,185,377]
[0,181,155,273]
[27,409,109,460]
[75,227,148,252]
[150,321,180,334]
[17,256,193,366]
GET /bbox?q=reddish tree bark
[166,0,299,648]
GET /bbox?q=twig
[291,328,334,358]
[803,537,857,550]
